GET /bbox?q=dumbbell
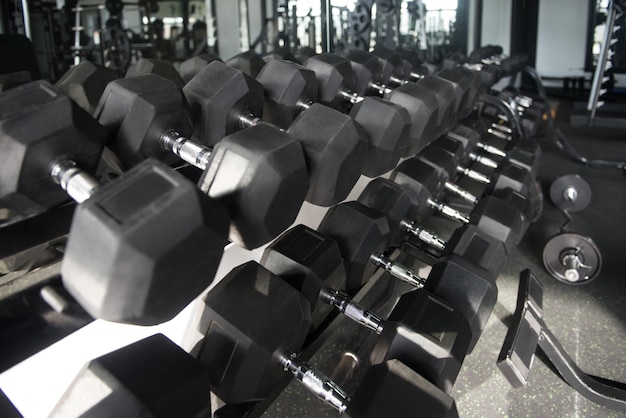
[195,261,459,417]
[370,46,462,131]
[302,53,443,152]
[262,46,301,64]
[417,137,538,224]
[125,57,185,86]
[417,140,534,198]
[95,72,310,248]
[181,60,368,205]
[256,58,412,176]
[55,61,119,115]
[318,201,498,351]
[179,52,222,83]
[50,334,211,417]
[0,70,32,94]
[444,123,541,176]
[347,48,480,146]
[261,224,472,393]
[225,49,266,78]
[357,177,508,279]
[0,81,229,324]
[390,158,528,252]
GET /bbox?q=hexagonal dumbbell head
[0,81,105,214]
[225,50,266,78]
[256,59,318,129]
[179,52,222,83]
[194,261,311,404]
[183,60,265,146]
[436,68,476,117]
[443,224,508,281]
[371,46,409,85]
[470,195,525,255]
[287,104,367,206]
[416,144,458,180]
[294,46,317,63]
[50,334,212,418]
[350,97,412,175]
[491,188,531,238]
[426,254,498,352]
[198,123,309,249]
[415,75,457,134]
[55,61,119,115]
[125,58,185,86]
[391,158,443,219]
[0,71,31,93]
[263,46,301,64]
[62,159,229,325]
[95,74,193,168]
[370,289,472,393]
[261,224,347,329]
[318,201,390,291]
[489,160,532,196]
[385,82,439,155]
[346,49,384,96]
[446,123,481,153]
[345,360,459,418]
[304,53,357,112]
[357,178,417,248]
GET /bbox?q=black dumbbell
[0,81,229,324]
[224,49,266,78]
[125,57,185,86]
[195,261,459,417]
[303,52,441,155]
[55,61,119,115]
[357,177,508,279]
[49,334,211,417]
[0,71,31,94]
[318,201,498,351]
[444,123,541,177]
[256,58,412,176]
[417,141,534,198]
[261,224,472,393]
[183,60,368,205]
[390,158,528,253]
[179,52,222,83]
[95,72,309,249]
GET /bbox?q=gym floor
[263,98,626,417]
[454,99,626,417]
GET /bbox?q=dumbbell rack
[1,173,420,417]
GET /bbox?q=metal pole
[320,0,332,52]
[21,0,32,39]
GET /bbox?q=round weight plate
[351,35,368,50]
[349,3,371,34]
[543,233,602,285]
[549,174,592,212]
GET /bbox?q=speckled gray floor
[453,102,626,418]
[262,100,626,417]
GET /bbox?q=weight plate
[351,35,368,50]
[543,233,602,285]
[549,174,592,212]
[349,3,371,34]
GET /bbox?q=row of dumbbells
[2,46,540,418]
[49,158,538,417]
[0,44,540,323]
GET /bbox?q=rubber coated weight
[543,233,602,284]
[549,174,592,213]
